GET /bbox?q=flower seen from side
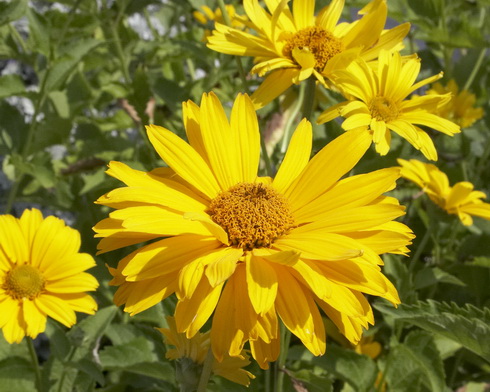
[158,316,255,387]
[94,92,413,369]
[317,51,461,160]
[426,79,484,128]
[193,4,248,41]
[0,209,98,344]
[207,0,410,108]
[398,159,490,225]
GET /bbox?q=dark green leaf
[0,0,28,26]
[0,74,25,98]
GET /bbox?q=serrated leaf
[313,346,377,392]
[374,300,490,361]
[70,358,105,386]
[402,331,446,392]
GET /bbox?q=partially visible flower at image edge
[207,0,410,108]
[317,51,461,160]
[0,209,98,344]
[94,92,413,369]
[158,316,255,386]
[398,159,490,225]
[426,79,484,128]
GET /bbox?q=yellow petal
[284,128,371,210]
[251,68,298,109]
[23,300,46,339]
[273,119,312,194]
[293,0,314,29]
[183,212,229,245]
[317,0,345,32]
[246,254,278,315]
[146,124,220,199]
[35,294,76,328]
[46,273,99,294]
[204,247,243,287]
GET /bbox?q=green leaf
[0,357,35,392]
[27,8,50,56]
[374,300,490,362]
[99,337,157,369]
[48,91,70,119]
[70,358,105,387]
[45,319,72,361]
[313,345,377,392]
[0,0,28,26]
[0,74,25,98]
[414,267,466,289]
[286,369,333,392]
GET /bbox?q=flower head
[207,0,409,108]
[193,5,247,40]
[0,209,98,343]
[94,92,413,368]
[318,51,461,160]
[398,159,490,225]
[426,79,484,128]
[158,316,255,387]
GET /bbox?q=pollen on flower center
[207,182,295,250]
[369,96,399,122]
[282,26,343,71]
[3,264,45,300]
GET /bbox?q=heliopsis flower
[207,0,409,108]
[94,92,413,368]
[193,5,247,40]
[398,159,490,225]
[317,51,461,160]
[426,79,484,128]
[158,316,255,386]
[0,209,98,344]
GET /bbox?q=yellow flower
[0,209,98,344]
[193,5,248,41]
[94,92,413,369]
[207,0,409,108]
[398,159,490,226]
[158,316,255,387]
[353,335,382,359]
[318,51,461,160]
[426,79,484,128]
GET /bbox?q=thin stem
[26,337,42,392]
[280,84,306,154]
[8,23,29,53]
[196,349,214,392]
[56,346,77,392]
[462,48,487,92]
[409,222,432,272]
[302,77,317,121]
[275,323,291,392]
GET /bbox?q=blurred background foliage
[0,0,489,391]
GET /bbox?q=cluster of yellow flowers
[0,0,487,388]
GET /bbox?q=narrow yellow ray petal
[183,212,229,245]
[204,247,243,287]
[230,93,261,182]
[273,119,312,194]
[285,128,371,210]
[317,0,345,32]
[246,254,278,315]
[293,0,314,29]
[146,124,220,199]
[251,68,298,109]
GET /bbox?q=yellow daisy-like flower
[0,209,98,344]
[94,92,413,368]
[398,159,490,226]
[158,316,255,387]
[193,5,248,41]
[318,51,461,160]
[207,0,410,108]
[426,79,484,128]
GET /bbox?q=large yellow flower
[158,316,255,387]
[426,79,484,128]
[398,159,490,226]
[0,209,98,344]
[94,92,413,369]
[317,51,461,160]
[207,0,409,108]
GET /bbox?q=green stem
[409,222,432,272]
[302,77,317,121]
[462,48,487,92]
[8,23,29,53]
[26,337,42,392]
[275,323,291,392]
[280,83,306,154]
[196,349,214,392]
[56,346,77,392]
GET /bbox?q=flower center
[369,96,399,122]
[3,264,45,300]
[207,183,295,250]
[282,26,343,71]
